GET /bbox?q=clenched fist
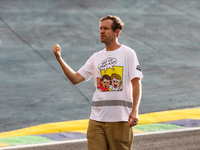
[52,44,61,61]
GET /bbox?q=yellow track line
[0,107,199,138]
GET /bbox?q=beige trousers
[87,119,133,150]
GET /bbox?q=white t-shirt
[78,45,143,122]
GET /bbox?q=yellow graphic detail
[100,66,123,82]
[97,66,123,92]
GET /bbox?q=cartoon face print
[97,57,123,92]
[97,75,111,92]
[111,78,121,88]
[102,79,110,89]
[109,73,123,91]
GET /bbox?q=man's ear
[115,29,121,37]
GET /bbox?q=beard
[100,34,114,45]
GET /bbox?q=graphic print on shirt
[97,57,123,92]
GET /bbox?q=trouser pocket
[114,122,133,142]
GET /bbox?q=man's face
[100,19,115,44]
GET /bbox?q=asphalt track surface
[0,0,200,144]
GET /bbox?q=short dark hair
[100,75,111,81]
[100,15,124,32]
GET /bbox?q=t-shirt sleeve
[128,51,143,80]
[78,55,94,81]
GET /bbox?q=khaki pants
[87,119,133,150]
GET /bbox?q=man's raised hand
[53,44,61,61]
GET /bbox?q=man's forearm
[52,44,85,85]
[57,58,84,85]
[132,78,142,113]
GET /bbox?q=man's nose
[100,29,105,33]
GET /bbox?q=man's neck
[105,41,122,51]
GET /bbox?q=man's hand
[53,44,61,61]
[128,110,139,127]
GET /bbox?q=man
[53,15,143,150]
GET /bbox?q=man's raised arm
[52,44,85,85]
